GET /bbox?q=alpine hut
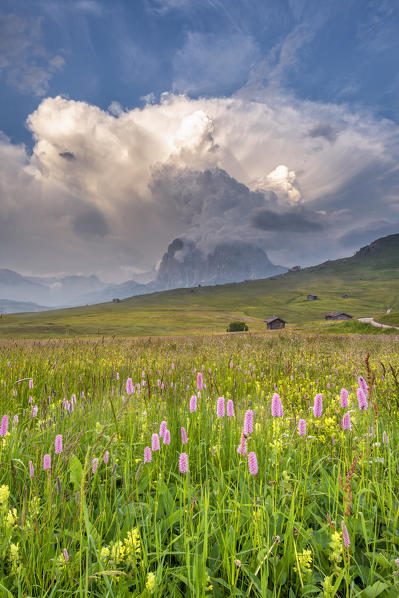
[325,312,353,321]
[265,317,286,330]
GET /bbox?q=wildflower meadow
[0,333,398,597]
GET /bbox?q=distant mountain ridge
[0,298,50,314]
[1,233,398,314]
[154,238,285,289]
[0,239,286,309]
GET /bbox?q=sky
[0,0,399,282]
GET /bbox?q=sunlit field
[0,333,398,597]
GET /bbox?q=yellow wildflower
[329,531,343,566]
[6,508,18,530]
[0,484,10,506]
[124,528,141,567]
[294,549,313,577]
[146,571,156,594]
[10,543,21,574]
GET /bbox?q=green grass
[0,333,398,596]
[323,320,398,335]
[375,312,399,327]
[0,262,398,338]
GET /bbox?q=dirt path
[358,317,399,330]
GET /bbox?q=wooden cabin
[265,317,286,330]
[325,312,353,321]
[307,294,318,300]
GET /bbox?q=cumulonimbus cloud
[0,90,398,280]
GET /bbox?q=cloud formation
[0,91,398,280]
[0,10,64,96]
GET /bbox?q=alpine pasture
[0,333,398,597]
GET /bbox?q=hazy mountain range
[3,233,397,315]
[0,239,285,312]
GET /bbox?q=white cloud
[0,10,64,96]
[0,90,398,278]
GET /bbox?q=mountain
[0,269,109,307]
[0,240,286,306]
[0,269,49,304]
[154,238,286,290]
[0,299,50,314]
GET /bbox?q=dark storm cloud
[72,206,109,238]
[251,208,324,232]
[307,123,339,143]
[59,151,76,161]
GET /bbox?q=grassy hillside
[1,234,399,338]
[376,312,399,327]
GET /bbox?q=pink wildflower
[62,548,69,563]
[197,372,203,391]
[163,429,170,445]
[298,419,306,436]
[357,387,368,410]
[55,434,63,454]
[271,394,283,417]
[189,395,197,412]
[144,446,152,463]
[179,452,188,473]
[29,379,33,389]
[342,412,351,430]
[181,427,187,445]
[29,460,34,478]
[243,410,253,435]
[341,522,350,547]
[237,433,247,456]
[358,376,369,397]
[159,420,167,438]
[340,388,349,408]
[217,396,225,418]
[13,415,18,424]
[116,372,120,380]
[227,399,234,417]
[248,452,258,475]
[0,415,9,437]
[43,454,51,470]
[92,458,99,474]
[103,450,109,464]
[151,433,160,451]
[313,394,323,417]
[32,405,38,417]
[126,378,133,395]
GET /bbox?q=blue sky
[2,0,399,143]
[0,0,399,279]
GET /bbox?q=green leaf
[360,581,389,598]
[69,454,83,491]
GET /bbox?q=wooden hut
[265,317,286,330]
[325,312,353,321]
[307,294,318,300]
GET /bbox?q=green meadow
[0,333,398,596]
[1,239,399,338]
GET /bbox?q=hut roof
[264,317,286,324]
